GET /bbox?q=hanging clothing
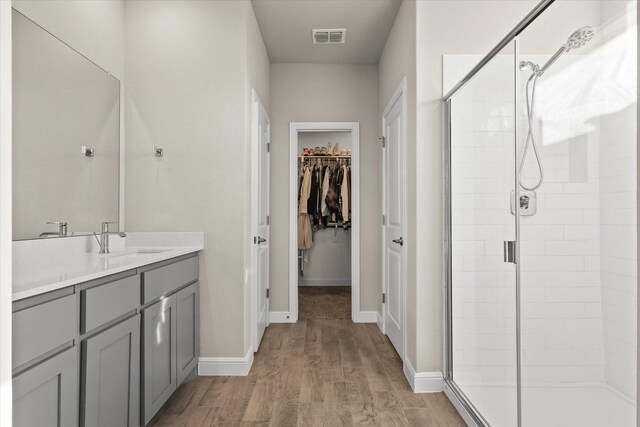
[347,165,351,220]
[321,165,331,217]
[325,166,340,222]
[341,165,350,222]
[335,164,344,222]
[308,165,320,225]
[298,166,312,249]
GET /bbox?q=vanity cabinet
[12,252,200,427]
[142,297,177,424]
[141,257,199,425]
[176,283,199,385]
[82,315,140,427]
[13,346,78,427]
[12,290,78,427]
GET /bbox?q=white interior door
[253,91,270,350]
[383,87,405,358]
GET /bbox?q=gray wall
[270,63,380,313]
[414,0,538,374]
[124,0,269,358]
[378,0,417,367]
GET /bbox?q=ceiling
[251,0,402,64]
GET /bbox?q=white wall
[269,63,379,313]
[298,131,352,286]
[125,0,269,358]
[593,1,637,399]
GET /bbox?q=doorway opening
[289,122,361,322]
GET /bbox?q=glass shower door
[446,40,519,426]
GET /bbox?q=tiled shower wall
[446,43,636,397]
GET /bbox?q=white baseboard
[353,311,377,323]
[376,311,384,333]
[269,311,297,323]
[198,346,254,376]
[403,358,443,393]
[298,279,351,286]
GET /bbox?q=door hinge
[381,136,386,148]
[267,142,270,152]
[503,241,517,264]
[382,215,385,225]
[253,236,257,244]
[266,215,270,225]
[382,293,386,304]
[266,288,270,298]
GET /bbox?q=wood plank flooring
[149,320,465,426]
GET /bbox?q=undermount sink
[133,249,167,254]
[104,248,168,257]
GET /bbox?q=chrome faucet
[94,221,126,254]
[39,221,68,238]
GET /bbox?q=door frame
[289,122,361,322]
[381,78,407,365]
[251,89,270,350]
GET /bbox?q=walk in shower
[443,0,637,425]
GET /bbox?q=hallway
[150,320,464,426]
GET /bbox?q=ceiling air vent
[312,29,346,45]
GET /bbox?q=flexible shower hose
[519,72,544,191]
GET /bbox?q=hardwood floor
[149,320,465,426]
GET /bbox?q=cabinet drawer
[81,275,140,333]
[13,294,76,369]
[143,256,198,304]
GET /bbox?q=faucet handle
[46,221,67,226]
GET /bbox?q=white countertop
[13,232,204,301]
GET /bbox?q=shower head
[519,61,540,74]
[538,26,596,75]
[564,26,595,52]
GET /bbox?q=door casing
[288,122,361,322]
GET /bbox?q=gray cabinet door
[143,296,177,425]
[13,346,78,427]
[176,283,199,385]
[82,314,140,427]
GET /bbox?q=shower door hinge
[266,288,270,298]
[267,142,270,152]
[382,293,386,304]
[267,215,270,225]
[503,241,517,264]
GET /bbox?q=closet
[297,131,352,319]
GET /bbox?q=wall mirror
[12,9,120,240]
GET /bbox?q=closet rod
[298,155,351,159]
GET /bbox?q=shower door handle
[504,241,517,264]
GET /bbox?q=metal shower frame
[442,1,556,426]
